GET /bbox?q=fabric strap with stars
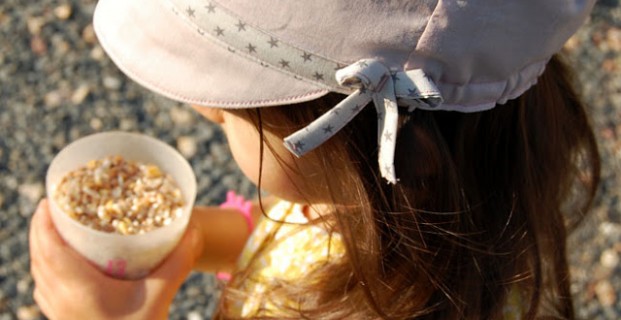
[284,59,442,184]
[169,0,443,183]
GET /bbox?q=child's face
[192,106,329,204]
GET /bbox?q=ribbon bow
[284,59,442,184]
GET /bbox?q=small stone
[44,90,64,108]
[26,17,45,35]
[5,176,18,190]
[0,12,9,29]
[599,222,621,236]
[16,278,30,294]
[53,38,71,56]
[187,311,203,320]
[54,4,73,20]
[90,45,106,61]
[18,183,44,204]
[30,35,47,56]
[177,136,197,158]
[82,24,97,44]
[600,249,619,269]
[170,106,194,126]
[71,84,90,104]
[119,118,136,131]
[607,27,621,51]
[90,117,103,130]
[17,305,41,320]
[185,286,201,297]
[594,280,616,307]
[103,76,122,90]
[602,57,619,73]
[592,30,605,47]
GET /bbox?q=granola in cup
[46,132,196,279]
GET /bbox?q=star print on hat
[93,0,596,183]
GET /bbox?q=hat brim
[93,0,329,108]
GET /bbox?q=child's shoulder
[263,199,308,223]
[240,199,344,271]
[233,199,345,316]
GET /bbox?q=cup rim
[45,131,197,239]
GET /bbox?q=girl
[30,0,600,319]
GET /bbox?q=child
[30,0,600,319]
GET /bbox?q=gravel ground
[0,1,619,319]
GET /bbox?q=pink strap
[216,272,232,281]
[219,190,254,233]
[216,191,254,282]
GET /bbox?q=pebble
[54,4,73,21]
[177,136,198,158]
[185,286,201,298]
[16,278,30,295]
[601,249,620,269]
[30,35,47,56]
[44,90,64,108]
[90,117,103,130]
[103,76,122,90]
[170,106,195,126]
[119,118,137,131]
[607,27,621,51]
[71,84,91,104]
[51,35,70,56]
[5,176,18,191]
[82,24,97,44]
[595,280,617,307]
[600,222,621,236]
[26,17,45,35]
[16,305,40,320]
[18,183,44,204]
[90,45,106,61]
[603,58,619,72]
[186,311,203,320]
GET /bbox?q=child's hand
[29,199,201,320]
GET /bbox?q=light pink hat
[93,0,595,183]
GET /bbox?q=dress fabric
[230,200,345,317]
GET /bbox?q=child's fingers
[32,287,52,318]
[33,285,59,320]
[32,199,67,248]
[146,226,201,293]
[30,242,64,300]
[29,200,53,271]
[29,199,96,289]
[29,201,69,315]
[30,199,69,264]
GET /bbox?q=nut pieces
[54,155,185,235]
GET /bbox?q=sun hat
[93,0,595,183]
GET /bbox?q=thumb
[146,225,202,291]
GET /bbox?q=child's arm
[190,195,277,273]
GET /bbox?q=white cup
[46,131,197,279]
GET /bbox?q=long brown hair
[216,55,600,319]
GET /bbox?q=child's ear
[192,105,225,124]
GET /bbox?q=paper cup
[45,131,197,279]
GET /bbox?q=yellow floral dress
[228,200,345,317]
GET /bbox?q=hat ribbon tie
[283,58,442,184]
